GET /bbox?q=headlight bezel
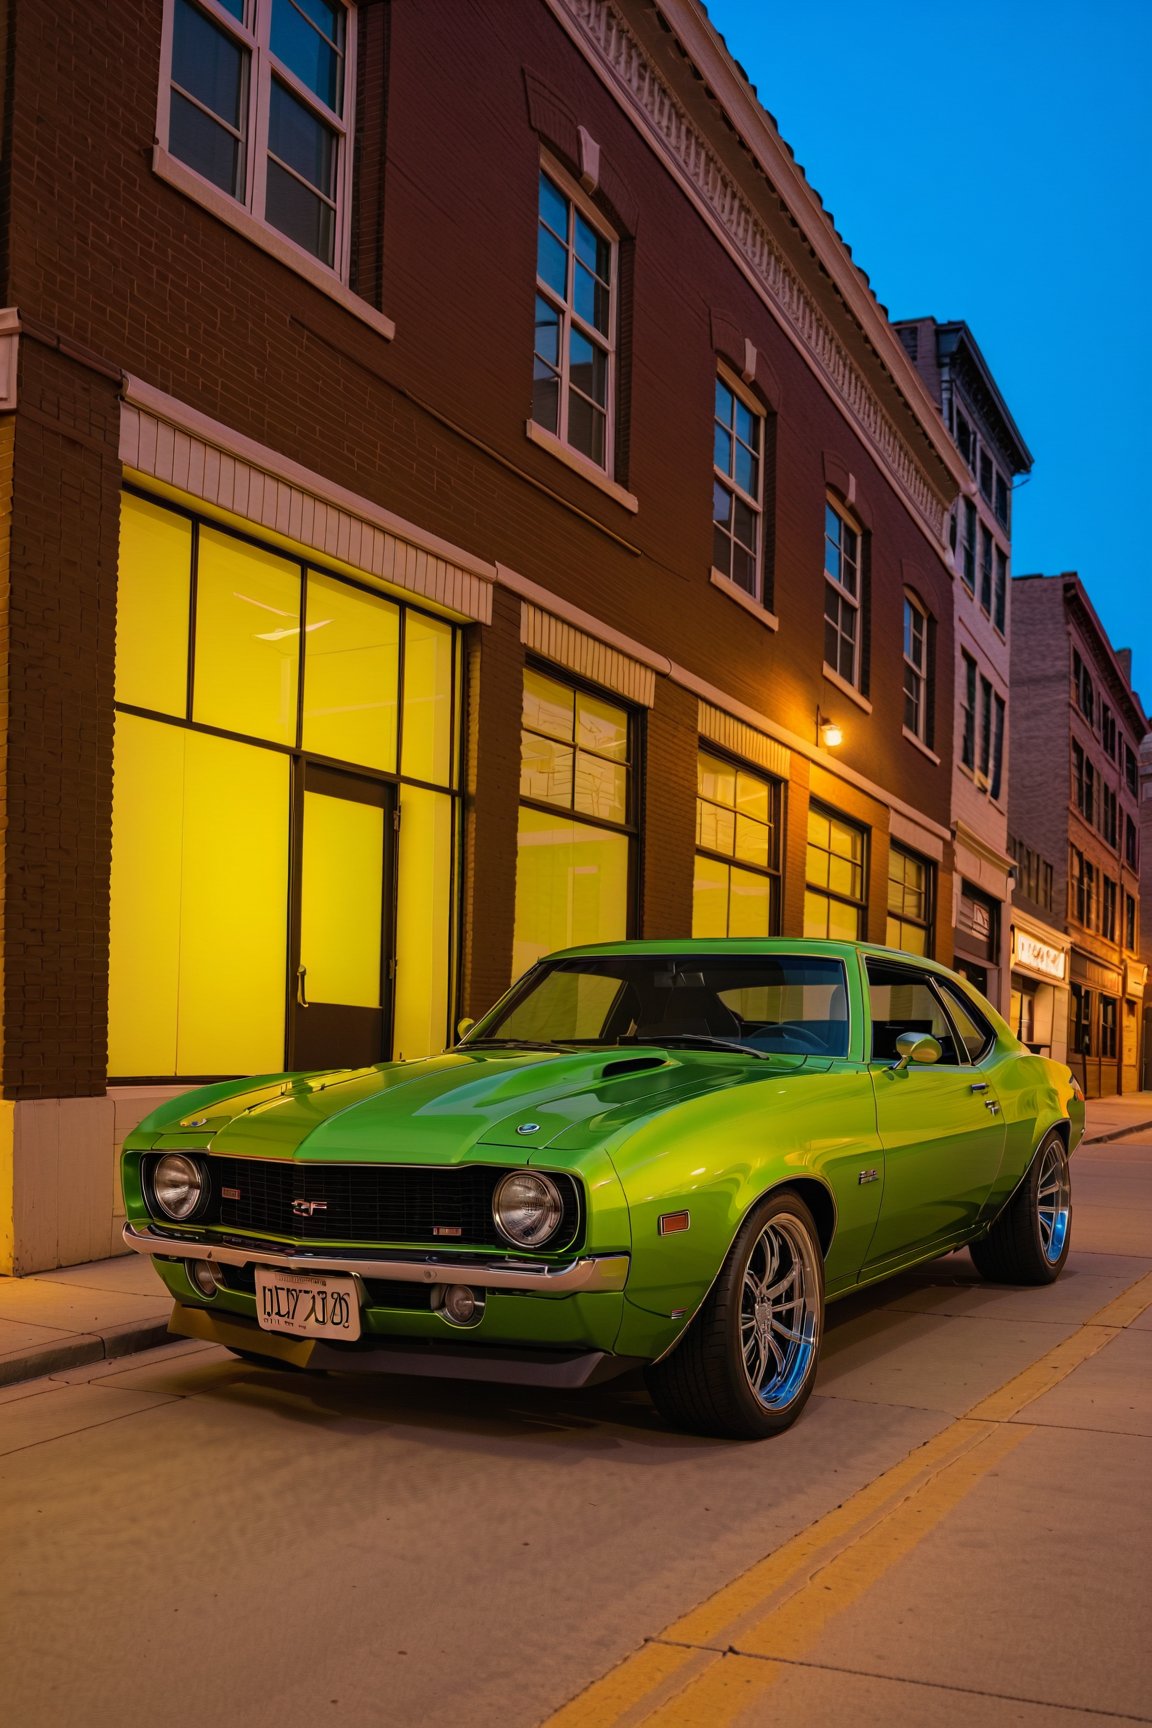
[146,1152,211,1223]
[492,1170,567,1250]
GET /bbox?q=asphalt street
[1,1131,1149,1728]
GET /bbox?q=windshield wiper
[459,1038,576,1053]
[625,1034,771,1059]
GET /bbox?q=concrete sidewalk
[2,1091,1150,1391]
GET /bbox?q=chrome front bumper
[122,1221,629,1295]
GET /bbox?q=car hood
[138,1046,832,1166]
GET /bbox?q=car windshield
[465,954,851,1058]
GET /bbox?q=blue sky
[705,0,1151,707]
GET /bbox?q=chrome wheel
[1037,1138,1071,1264]
[739,1213,822,1410]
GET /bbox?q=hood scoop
[599,1055,670,1080]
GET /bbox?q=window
[957,882,998,961]
[993,547,1007,634]
[960,651,976,770]
[886,844,933,955]
[1072,648,1095,724]
[534,166,616,470]
[823,499,862,687]
[866,961,967,1065]
[110,491,462,1076]
[1101,875,1117,943]
[903,595,930,741]
[712,373,764,597]
[1100,995,1118,1060]
[960,499,976,590]
[1071,984,1092,1055]
[978,673,993,781]
[955,411,974,469]
[979,525,993,614]
[1101,784,1118,849]
[1126,892,1137,951]
[1070,847,1095,929]
[165,0,352,269]
[1009,836,1055,912]
[1101,704,1117,759]
[693,752,780,938]
[1125,742,1138,796]
[1073,742,1094,822]
[994,472,1010,529]
[515,667,632,975]
[805,804,867,940]
[991,692,1005,800]
[937,978,996,1061]
[979,450,994,503]
[1126,813,1138,868]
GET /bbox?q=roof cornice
[542,0,970,552]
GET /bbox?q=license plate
[254,1268,361,1340]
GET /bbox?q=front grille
[196,1159,581,1253]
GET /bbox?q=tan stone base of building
[0,1088,184,1276]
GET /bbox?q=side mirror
[892,1031,942,1071]
[456,1016,476,1042]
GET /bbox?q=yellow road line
[540,1265,1152,1728]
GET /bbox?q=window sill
[524,421,639,513]
[902,725,941,765]
[822,663,873,714]
[152,147,397,343]
[709,569,779,630]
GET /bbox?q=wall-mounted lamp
[817,709,844,750]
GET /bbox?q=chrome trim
[122,1222,629,1294]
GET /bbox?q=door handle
[970,1082,988,1092]
[296,965,309,1008]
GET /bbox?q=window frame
[533,156,619,478]
[902,592,930,744]
[823,495,864,691]
[886,841,934,957]
[693,747,782,938]
[804,801,868,941]
[158,0,357,278]
[711,365,767,601]
[960,650,977,770]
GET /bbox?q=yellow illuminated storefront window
[109,492,461,1077]
[804,804,867,940]
[886,843,933,955]
[514,669,633,975]
[692,751,779,938]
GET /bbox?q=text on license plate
[254,1269,361,1340]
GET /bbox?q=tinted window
[935,978,996,1062]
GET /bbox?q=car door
[863,958,1006,1271]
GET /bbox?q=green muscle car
[121,940,1084,1438]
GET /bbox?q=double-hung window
[960,499,976,590]
[693,752,780,937]
[823,499,862,688]
[804,804,867,940]
[960,652,977,770]
[534,167,616,471]
[979,524,993,613]
[165,0,352,269]
[886,844,933,955]
[903,595,930,742]
[712,374,765,598]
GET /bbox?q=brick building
[895,319,1031,1017]
[1010,575,1148,1095]
[0,0,967,1272]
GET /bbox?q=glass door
[290,762,394,1071]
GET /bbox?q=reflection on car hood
[138,1046,835,1165]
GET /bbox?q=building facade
[895,320,1031,1017]
[0,0,968,1272]
[1010,575,1148,1095]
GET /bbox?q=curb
[1082,1118,1152,1147]
[0,1316,173,1390]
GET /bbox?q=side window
[934,978,996,1063]
[866,960,966,1065]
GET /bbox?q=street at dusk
[1,1,1151,1722]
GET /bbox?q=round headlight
[493,1171,564,1248]
[151,1154,206,1221]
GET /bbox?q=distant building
[1010,576,1148,1095]
[895,319,1032,1016]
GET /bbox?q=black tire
[644,1191,825,1440]
[969,1130,1071,1285]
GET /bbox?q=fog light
[187,1259,220,1298]
[440,1284,485,1327]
